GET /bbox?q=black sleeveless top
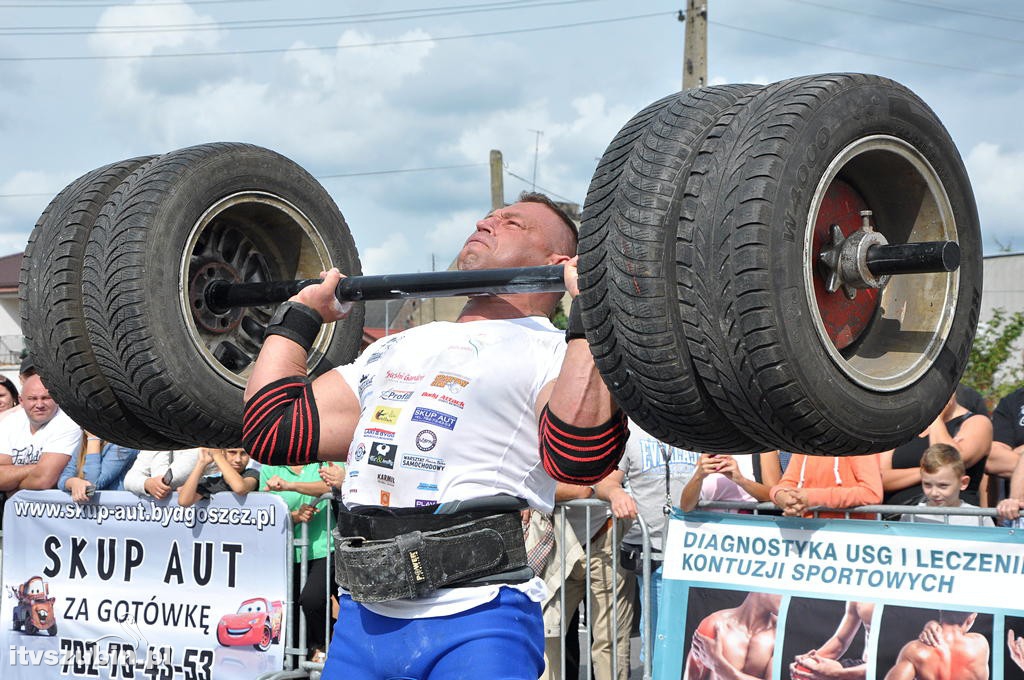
[884,412,985,506]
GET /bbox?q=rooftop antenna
[528,129,543,191]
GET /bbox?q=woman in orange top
[769,453,883,519]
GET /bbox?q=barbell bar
[204,240,960,314]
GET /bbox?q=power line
[0,161,489,199]
[318,162,487,179]
[880,0,1024,24]
[782,0,1024,46]
[4,0,600,36]
[0,11,669,62]
[709,19,1024,79]
[503,168,574,204]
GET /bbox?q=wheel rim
[803,135,958,392]
[180,191,336,387]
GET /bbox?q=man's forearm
[546,341,616,425]
[0,464,35,491]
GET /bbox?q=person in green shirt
[261,462,344,662]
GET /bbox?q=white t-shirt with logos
[335,317,566,618]
[0,407,82,465]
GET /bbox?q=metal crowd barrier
[552,498,654,680]
[260,491,335,680]
[4,490,1014,680]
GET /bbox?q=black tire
[47,622,57,636]
[20,156,179,450]
[578,85,763,452]
[24,621,37,635]
[678,73,981,455]
[82,143,364,448]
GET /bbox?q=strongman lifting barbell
[20,73,982,456]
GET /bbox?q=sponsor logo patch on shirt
[411,407,457,430]
[352,443,366,462]
[376,473,395,487]
[385,370,425,383]
[419,391,465,410]
[363,427,395,441]
[417,482,439,491]
[372,406,401,425]
[368,443,397,469]
[415,499,437,508]
[415,430,438,451]
[431,373,469,394]
[401,454,446,472]
[380,491,391,506]
[379,389,414,402]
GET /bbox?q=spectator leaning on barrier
[0,367,83,495]
[261,462,343,663]
[996,452,1024,527]
[176,447,259,507]
[900,443,994,527]
[769,453,883,519]
[596,420,699,664]
[59,432,140,503]
[123,448,202,499]
[680,453,774,514]
[985,385,1024,481]
[881,387,991,508]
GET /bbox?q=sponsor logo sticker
[411,407,457,430]
[352,443,366,462]
[376,473,395,487]
[385,370,424,383]
[372,406,401,425]
[379,389,414,402]
[431,373,469,394]
[417,482,439,491]
[401,454,446,472]
[368,442,397,469]
[363,427,395,441]
[415,429,438,451]
[419,391,465,410]
[415,499,437,508]
[380,491,391,506]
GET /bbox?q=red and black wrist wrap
[242,375,320,466]
[539,405,629,483]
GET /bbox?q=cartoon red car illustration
[10,575,57,636]
[216,597,282,651]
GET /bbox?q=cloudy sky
[1,0,1022,276]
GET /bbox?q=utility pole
[489,149,504,210]
[682,0,707,90]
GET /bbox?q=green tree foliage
[961,308,1024,405]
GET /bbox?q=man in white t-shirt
[242,192,628,679]
[0,370,83,493]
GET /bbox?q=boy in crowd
[177,447,259,506]
[901,444,994,526]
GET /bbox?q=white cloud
[966,142,1024,251]
[360,231,412,276]
[89,0,222,56]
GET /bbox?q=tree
[960,308,1024,406]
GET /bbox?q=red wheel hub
[811,180,879,350]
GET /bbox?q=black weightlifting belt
[333,496,531,603]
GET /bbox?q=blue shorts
[322,587,544,680]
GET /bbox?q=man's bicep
[312,370,360,461]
